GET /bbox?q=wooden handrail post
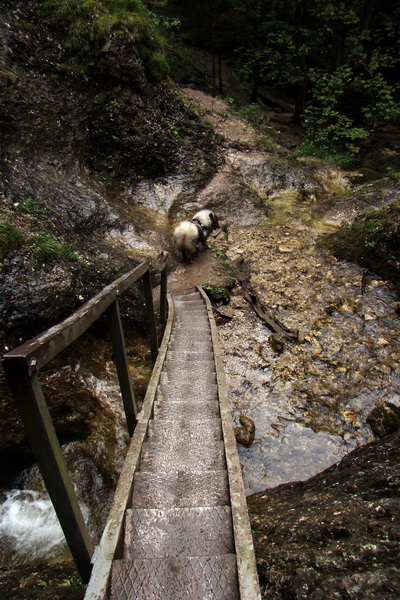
[160,264,167,329]
[2,357,94,583]
[142,269,158,363]
[107,298,137,436]
[2,255,170,580]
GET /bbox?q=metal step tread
[173,297,205,306]
[161,370,216,383]
[175,316,210,324]
[132,470,230,508]
[124,506,234,559]
[153,400,220,419]
[111,554,239,600]
[140,439,225,471]
[164,359,215,367]
[155,390,219,404]
[168,341,213,351]
[162,365,215,377]
[157,380,218,394]
[175,314,208,321]
[160,372,217,386]
[147,417,222,442]
[166,350,214,360]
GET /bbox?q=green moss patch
[323,199,400,293]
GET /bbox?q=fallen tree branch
[235,264,298,341]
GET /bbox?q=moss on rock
[323,198,400,294]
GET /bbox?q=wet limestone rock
[270,333,285,354]
[248,431,400,600]
[367,401,400,438]
[234,414,255,446]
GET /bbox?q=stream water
[0,489,75,564]
[219,192,400,494]
[1,197,399,564]
[1,92,400,567]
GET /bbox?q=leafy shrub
[303,67,368,155]
[294,142,355,168]
[28,233,79,264]
[303,65,400,156]
[0,221,25,258]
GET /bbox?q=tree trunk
[211,23,216,97]
[218,50,223,95]
[360,0,376,33]
[251,62,259,103]
[294,0,308,123]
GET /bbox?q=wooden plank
[198,286,262,600]
[3,261,150,371]
[142,270,158,363]
[107,299,137,435]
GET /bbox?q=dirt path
[168,232,232,293]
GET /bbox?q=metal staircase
[85,287,260,600]
[3,254,260,599]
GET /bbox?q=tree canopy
[151,0,400,156]
[38,0,400,156]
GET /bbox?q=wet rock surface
[234,415,256,447]
[0,3,400,597]
[248,431,400,600]
[217,194,400,495]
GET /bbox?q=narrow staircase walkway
[85,287,260,600]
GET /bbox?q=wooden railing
[2,252,168,582]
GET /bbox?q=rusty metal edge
[198,286,262,600]
[83,293,175,600]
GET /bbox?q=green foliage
[38,0,169,81]
[294,142,354,168]
[303,67,368,155]
[167,44,208,85]
[352,214,390,250]
[237,103,263,125]
[303,64,400,155]
[359,72,400,122]
[0,221,25,258]
[202,283,230,303]
[13,197,45,218]
[226,0,400,154]
[28,232,79,264]
[161,118,179,139]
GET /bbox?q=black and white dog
[174,209,219,261]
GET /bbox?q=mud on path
[168,231,232,293]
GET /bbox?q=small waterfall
[0,489,69,564]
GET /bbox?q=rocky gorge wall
[1,2,400,599]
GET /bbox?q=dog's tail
[179,233,196,261]
[174,221,199,261]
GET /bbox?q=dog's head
[210,212,219,231]
[192,209,219,230]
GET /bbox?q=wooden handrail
[2,253,169,583]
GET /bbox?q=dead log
[235,266,298,341]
